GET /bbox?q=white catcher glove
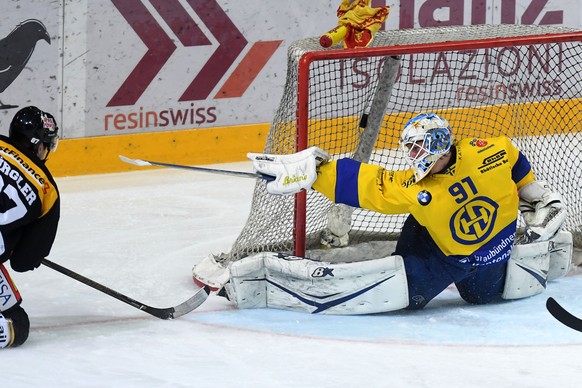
[518,181,567,242]
[247,147,330,195]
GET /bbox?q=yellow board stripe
[48,123,269,177]
[310,98,582,152]
[48,99,580,177]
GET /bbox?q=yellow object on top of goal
[319,0,390,49]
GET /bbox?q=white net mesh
[218,24,582,262]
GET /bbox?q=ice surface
[4,162,582,387]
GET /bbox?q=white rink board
[1,1,582,140]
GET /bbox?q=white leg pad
[547,230,573,281]
[502,241,550,300]
[226,253,409,315]
[225,254,268,309]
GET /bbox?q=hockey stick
[119,155,274,181]
[41,259,210,320]
[546,297,582,332]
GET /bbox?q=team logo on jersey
[417,190,432,206]
[450,196,499,244]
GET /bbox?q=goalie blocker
[218,230,572,314]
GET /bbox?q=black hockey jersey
[0,135,60,272]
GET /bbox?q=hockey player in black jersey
[0,106,60,348]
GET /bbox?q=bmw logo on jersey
[417,190,432,206]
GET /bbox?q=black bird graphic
[0,19,51,109]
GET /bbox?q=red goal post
[220,24,582,264]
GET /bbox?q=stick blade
[119,155,151,167]
[144,286,210,319]
[546,297,582,332]
[170,286,211,318]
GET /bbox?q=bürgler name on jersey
[0,157,38,205]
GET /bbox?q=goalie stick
[546,297,582,332]
[119,155,274,181]
[42,259,210,320]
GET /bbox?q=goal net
[219,24,582,263]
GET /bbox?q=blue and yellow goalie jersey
[313,136,535,266]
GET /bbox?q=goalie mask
[400,113,453,182]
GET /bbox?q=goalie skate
[192,254,231,291]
